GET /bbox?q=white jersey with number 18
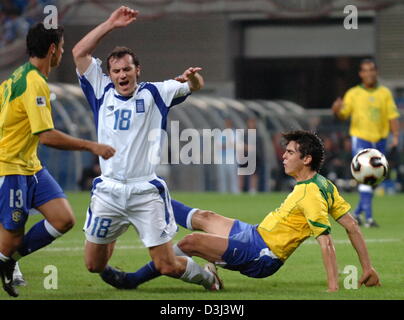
[77,57,190,181]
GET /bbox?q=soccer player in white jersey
[72,6,222,291]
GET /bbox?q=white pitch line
[42,239,401,252]
[43,245,144,252]
[303,238,401,245]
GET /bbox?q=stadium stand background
[1,0,403,192]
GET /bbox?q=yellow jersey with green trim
[0,62,54,175]
[257,174,351,262]
[340,85,399,143]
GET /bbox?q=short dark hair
[359,58,377,71]
[282,130,325,172]
[106,46,140,72]
[26,23,64,58]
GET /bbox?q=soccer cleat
[12,275,27,287]
[204,262,224,291]
[0,259,19,297]
[100,265,132,289]
[365,220,379,228]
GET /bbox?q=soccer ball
[351,148,389,186]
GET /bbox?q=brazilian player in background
[332,59,400,228]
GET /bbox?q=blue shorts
[222,220,283,278]
[351,136,387,157]
[0,168,66,230]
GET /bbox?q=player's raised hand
[175,67,204,91]
[174,67,203,83]
[108,6,139,29]
[359,267,381,287]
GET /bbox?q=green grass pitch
[3,191,404,300]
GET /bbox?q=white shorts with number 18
[83,175,178,247]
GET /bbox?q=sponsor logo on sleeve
[36,96,46,107]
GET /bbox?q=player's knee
[195,210,217,221]
[54,213,76,234]
[178,233,199,255]
[192,210,217,230]
[64,215,76,231]
[85,261,104,273]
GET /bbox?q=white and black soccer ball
[351,148,389,186]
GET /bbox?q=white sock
[13,262,23,277]
[180,257,213,289]
[44,220,63,238]
[186,209,198,230]
[173,243,189,257]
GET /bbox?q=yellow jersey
[257,174,351,262]
[340,84,399,142]
[0,62,54,175]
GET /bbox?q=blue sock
[125,261,161,289]
[361,192,373,221]
[171,199,195,230]
[13,220,61,259]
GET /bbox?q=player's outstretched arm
[390,118,400,148]
[174,67,204,92]
[336,213,381,287]
[38,129,116,160]
[317,234,339,292]
[72,6,139,75]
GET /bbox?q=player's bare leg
[0,226,24,257]
[107,241,116,260]
[191,210,235,236]
[86,240,131,289]
[149,241,187,277]
[84,241,111,273]
[178,232,229,263]
[37,198,75,234]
